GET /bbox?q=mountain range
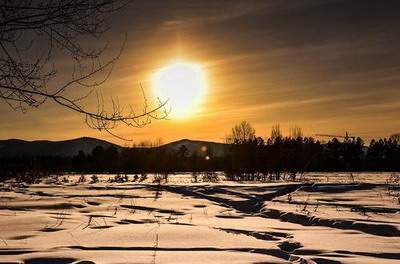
[0,137,227,158]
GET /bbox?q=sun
[152,62,207,118]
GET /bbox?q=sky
[1,0,400,145]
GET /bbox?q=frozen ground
[0,173,399,264]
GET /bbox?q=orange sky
[1,1,400,145]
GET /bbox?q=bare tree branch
[0,0,168,139]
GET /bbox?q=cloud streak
[1,0,400,143]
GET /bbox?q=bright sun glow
[153,62,207,118]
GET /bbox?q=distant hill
[0,137,121,157]
[0,137,228,158]
[161,139,228,157]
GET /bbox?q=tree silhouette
[228,120,256,144]
[390,133,400,144]
[290,126,303,139]
[270,124,282,143]
[0,0,167,139]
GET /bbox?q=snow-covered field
[0,173,399,264]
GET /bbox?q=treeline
[0,144,228,181]
[225,122,400,181]
[1,121,400,182]
[71,144,227,174]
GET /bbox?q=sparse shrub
[16,171,43,184]
[62,177,69,183]
[109,174,129,183]
[90,175,99,184]
[287,172,297,182]
[153,174,163,184]
[192,172,199,183]
[386,173,400,204]
[300,195,311,215]
[162,173,169,183]
[202,172,219,183]
[224,171,237,181]
[139,173,147,182]
[132,174,139,182]
[78,174,86,183]
[347,173,356,183]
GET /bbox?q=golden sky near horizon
[1,0,400,145]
